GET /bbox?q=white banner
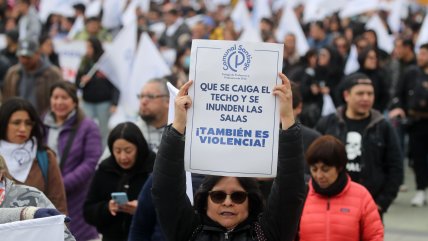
[185,40,283,177]
[53,40,87,82]
[0,215,65,241]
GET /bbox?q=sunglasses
[208,191,248,204]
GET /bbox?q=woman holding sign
[152,73,306,241]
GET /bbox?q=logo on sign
[222,44,252,72]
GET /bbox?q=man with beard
[136,78,170,153]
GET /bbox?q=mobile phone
[111,192,129,205]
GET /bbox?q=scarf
[312,170,348,197]
[0,138,37,183]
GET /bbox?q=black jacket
[152,124,306,241]
[84,152,155,241]
[315,107,403,212]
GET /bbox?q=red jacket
[299,176,384,241]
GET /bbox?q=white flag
[252,0,272,27]
[340,0,379,18]
[97,23,137,89]
[122,0,151,27]
[0,215,65,241]
[102,0,123,29]
[388,0,406,33]
[86,0,102,18]
[238,26,263,42]
[344,45,360,75]
[276,4,309,56]
[365,14,394,53]
[416,12,428,51]
[124,32,171,119]
[67,16,85,40]
[231,0,253,32]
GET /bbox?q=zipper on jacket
[326,198,331,241]
[224,230,232,240]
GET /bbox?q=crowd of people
[0,0,427,241]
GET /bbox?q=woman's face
[50,88,76,121]
[112,138,137,170]
[6,110,33,144]
[364,50,378,70]
[317,48,330,66]
[310,162,339,189]
[206,177,249,230]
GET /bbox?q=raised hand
[272,73,295,130]
[172,80,193,134]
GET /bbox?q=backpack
[36,150,49,185]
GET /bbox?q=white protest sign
[185,40,283,177]
[0,215,65,241]
[53,39,87,82]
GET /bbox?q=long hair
[107,122,150,164]
[194,176,265,221]
[0,97,45,150]
[87,36,104,62]
[49,81,85,127]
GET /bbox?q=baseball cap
[341,72,373,92]
[16,38,39,57]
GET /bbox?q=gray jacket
[0,178,75,241]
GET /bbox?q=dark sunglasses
[208,191,248,204]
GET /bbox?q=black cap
[341,73,373,92]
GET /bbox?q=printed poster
[185,40,283,177]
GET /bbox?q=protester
[136,78,170,153]
[0,97,67,214]
[389,43,428,207]
[298,135,384,240]
[76,37,119,146]
[316,73,403,218]
[74,16,112,42]
[152,73,306,241]
[0,155,75,241]
[43,81,102,241]
[84,122,155,241]
[355,47,389,112]
[2,38,63,115]
[39,34,60,67]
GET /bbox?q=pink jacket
[299,176,384,241]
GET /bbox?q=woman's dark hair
[194,176,265,221]
[357,47,378,68]
[87,36,104,62]
[49,81,84,127]
[0,97,45,150]
[305,135,348,171]
[107,122,150,163]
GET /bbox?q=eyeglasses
[208,190,248,204]
[137,94,169,100]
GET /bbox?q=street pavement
[384,165,428,240]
